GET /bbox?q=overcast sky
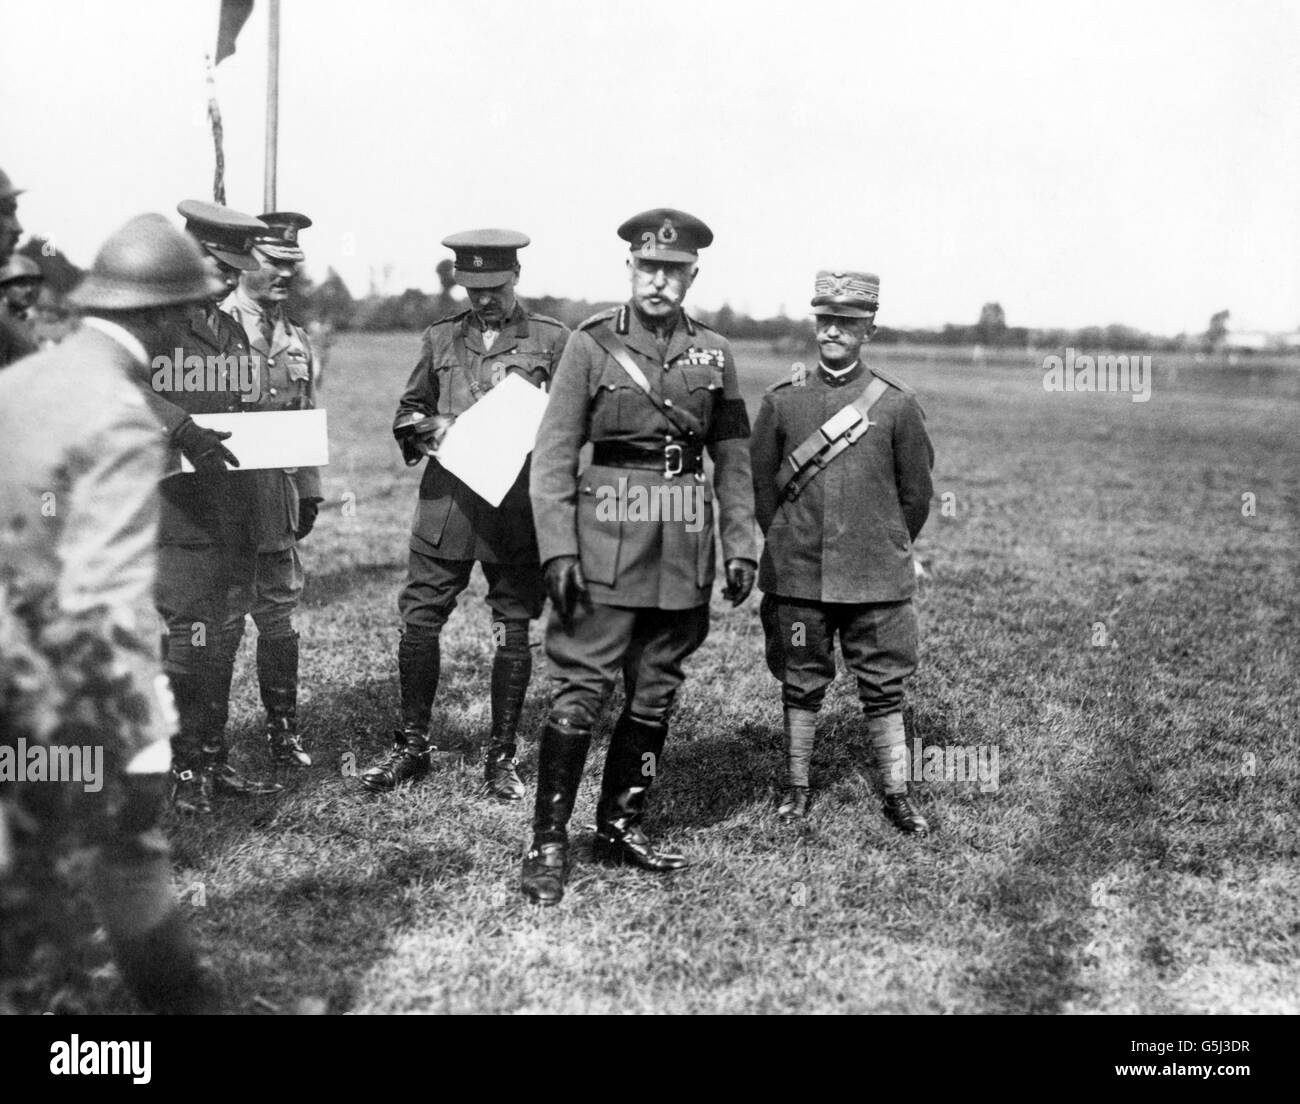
[2,0,1297,334]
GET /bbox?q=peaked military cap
[618,208,712,264]
[177,200,267,272]
[811,270,880,318]
[441,229,529,288]
[254,211,312,262]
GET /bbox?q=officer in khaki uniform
[361,231,569,800]
[522,208,757,906]
[750,271,934,832]
[219,212,322,770]
[151,201,283,813]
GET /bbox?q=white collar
[819,358,860,379]
[229,286,264,320]
[82,316,149,366]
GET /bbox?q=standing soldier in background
[0,214,221,1012]
[0,255,45,356]
[362,230,569,801]
[522,209,757,906]
[220,212,322,771]
[153,201,284,813]
[0,166,32,368]
[750,271,933,832]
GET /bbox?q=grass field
[13,333,1300,1014]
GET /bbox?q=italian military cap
[254,211,312,262]
[618,208,712,264]
[177,200,267,272]
[810,270,880,318]
[0,167,23,201]
[441,229,529,288]
[0,255,42,286]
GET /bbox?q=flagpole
[263,0,281,211]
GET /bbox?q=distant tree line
[12,246,1284,356]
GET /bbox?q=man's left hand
[295,499,320,541]
[721,558,757,606]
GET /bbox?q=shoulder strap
[588,321,706,443]
[774,375,890,504]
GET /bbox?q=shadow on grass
[203,846,469,1014]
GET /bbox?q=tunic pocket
[576,478,620,587]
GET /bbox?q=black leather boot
[206,649,283,796]
[258,632,311,768]
[360,728,431,792]
[168,673,213,815]
[359,629,440,793]
[521,719,591,906]
[882,790,930,834]
[592,714,687,872]
[483,640,530,802]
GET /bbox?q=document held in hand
[433,371,549,507]
[181,409,330,471]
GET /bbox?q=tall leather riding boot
[168,672,214,816]
[520,719,591,906]
[484,644,531,802]
[593,713,687,872]
[257,631,310,768]
[360,629,439,793]
[206,647,282,798]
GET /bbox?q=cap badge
[658,219,678,245]
[472,254,484,267]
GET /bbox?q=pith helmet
[68,213,223,311]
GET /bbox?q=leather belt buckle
[664,442,684,478]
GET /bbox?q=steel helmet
[0,255,42,285]
[0,167,23,200]
[68,213,223,311]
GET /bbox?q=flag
[215,0,254,65]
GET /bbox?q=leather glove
[544,554,588,627]
[174,418,239,475]
[295,499,320,541]
[395,413,455,466]
[721,558,757,607]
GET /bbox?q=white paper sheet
[433,372,549,507]
[181,409,330,471]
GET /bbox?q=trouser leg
[592,606,708,871]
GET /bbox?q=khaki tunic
[530,304,757,610]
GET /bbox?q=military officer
[0,214,222,1012]
[0,166,30,368]
[219,211,322,770]
[521,208,757,906]
[150,201,283,813]
[750,271,934,832]
[0,254,43,358]
[361,230,569,801]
